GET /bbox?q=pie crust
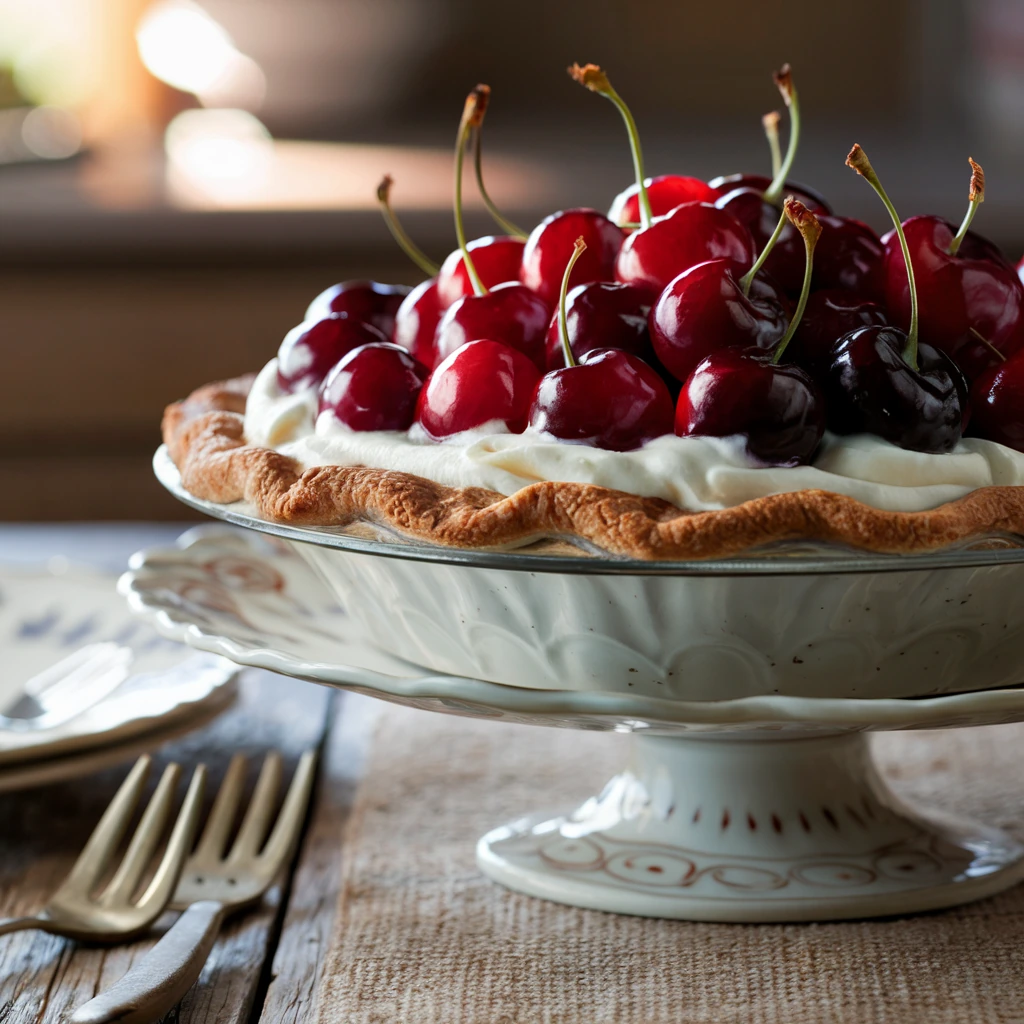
[163,376,1024,560]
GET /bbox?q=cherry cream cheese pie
[164,66,1024,560]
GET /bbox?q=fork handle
[71,900,226,1024]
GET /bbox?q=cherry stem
[473,118,527,239]
[569,63,653,228]
[763,65,799,207]
[455,87,488,296]
[846,144,919,369]
[376,176,440,277]
[772,198,821,365]
[558,237,588,368]
[739,205,787,296]
[763,110,782,179]
[970,327,1006,362]
[948,157,985,257]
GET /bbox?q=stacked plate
[0,562,238,792]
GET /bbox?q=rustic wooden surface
[0,526,370,1023]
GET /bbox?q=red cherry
[304,281,410,335]
[436,236,525,307]
[277,314,388,393]
[608,175,721,228]
[530,348,673,451]
[543,281,653,371]
[649,259,788,383]
[392,279,443,369]
[676,348,825,466]
[319,343,429,432]
[814,215,885,299]
[969,354,1024,451]
[615,202,756,297]
[416,339,541,438]
[707,173,831,214]
[788,288,888,378]
[435,283,551,369]
[882,216,1024,379]
[520,208,624,307]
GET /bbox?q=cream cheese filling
[244,359,1024,513]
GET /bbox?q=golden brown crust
[162,376,1024,561]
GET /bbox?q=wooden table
[0,524,370,1023]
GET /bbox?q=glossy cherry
[520,208,624,307]
[434,282,551,369]
[676,348,825,465]
[277,314,389,393]
[813,215,885,299]
[304,281,410,336]
[674,198,826,466]
[436,235,526,308]
[416,339,541,438]
[392,278,443,369]
[1018,254,1024,286]
[531,348,673,450]
[825,146,968,453]
[788,288,888,379]
[881,165,1024,379]
[708,173,830,214]
[615,202,756,298]
[648,207,791,383]
[543,281,653,371]
[608,175,720,229]
[529,237,673,450]
[318,342,429,432]
[969,353,1024,451]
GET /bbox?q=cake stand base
[477,732,1024,921]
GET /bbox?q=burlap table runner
[317,705,1024,1024]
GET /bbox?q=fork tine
[62,756,152,894]
[136,764,207,910]
[98,763,182,906]
[227,751,283,861]
[257,750,317,873]
[194,753,248,860]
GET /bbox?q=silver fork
[0,642,133,732]
[0,755,205,941]
[72,750,317,1024]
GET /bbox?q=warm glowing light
[136,0,265,109]
[165,108,273,202]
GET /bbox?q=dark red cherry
[416,339,541,439]
[277,314,388,393]
[435,283,550,369]
[318,343,428,432]
[649,259,788,384]
[615,202,756,297]
[788,289,888,378]
[530,348,673,451]
[392,279,443,369]
[304,281,411,335]
[707,173,831,214]
[881,216,1024,379]
[520,208,624,307]
[824,328,968,452]
[543,281,653,371]
[676,348,825,466]
[969,354,1024,451]
[1018,254,1024,286]
[714,187,806,296]
[436,236,525,308]
[813,216,885,299]
[608,175,721,229]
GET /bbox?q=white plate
[0,563,239,765]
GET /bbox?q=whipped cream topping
[244,359,1024,513]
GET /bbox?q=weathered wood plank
[0,670,332,1024]
[256,693,378,1024]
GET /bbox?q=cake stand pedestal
[478,731,1024,921]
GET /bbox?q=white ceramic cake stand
[126,469,1024,922]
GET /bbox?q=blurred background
[1,0,1022,519]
